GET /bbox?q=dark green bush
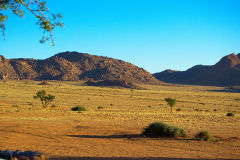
[226,112,234,116]
[71,106,87,112]
[142,122,188,138]
[195,130,212,141]
[97,106,104,109]
[51,105,56,108]
[176,108,181,111]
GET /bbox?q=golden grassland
[0,80,240,160]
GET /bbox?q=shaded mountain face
[0,51,160,84]
[153,53,240,86]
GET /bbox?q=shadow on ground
[66,134,194,141]
[66,134,141,139]
[207,89,240,93]
[50,157,240,160]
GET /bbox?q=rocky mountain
[0,51,160,84]
[153,53,240,86]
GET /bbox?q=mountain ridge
[153,53,240,86]
[0,51,160,84]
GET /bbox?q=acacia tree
[0,0,64,45]
[164,97,176,113]
[33,90,55,108]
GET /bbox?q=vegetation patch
[71,106,87,112]
[176,108,181,111]
[226,112,234,116]
[195,130,213,141]
[142,122,188,138]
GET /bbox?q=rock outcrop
[0,51,160,84]
[153,53,240,86]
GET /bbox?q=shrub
[226,112,234,116]
[71,106,87,112]
[195,130,212,141]
[142,122,188,138]
[51,105,56,108]
[97,106,103,109]
[176,108,181,111]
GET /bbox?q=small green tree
[33,90,55,108]
[164,97,176,113]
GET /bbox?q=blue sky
[1,0,240,73]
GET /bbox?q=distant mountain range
[0,51,160,84]
[153,53,240,86]
[1,52,239,86]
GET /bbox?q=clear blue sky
[1,0,240,73]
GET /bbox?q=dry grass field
[0,80,240,160]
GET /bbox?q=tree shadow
[50,156,239,160]
[65,134,194,141]
[66,134,142,139]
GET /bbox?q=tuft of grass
[226,112,234,116]
[51,104,56,108]
[176,108,181,111]
[142,122,188,138]
[195,130,213,141]
[71,106,87,112]
[97,106,104,109]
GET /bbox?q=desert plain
[0,80,239,160]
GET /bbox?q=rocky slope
[0,51,160,84]
[153,53,240,86]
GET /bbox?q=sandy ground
[0,111,239,160]
[0,81,240,160]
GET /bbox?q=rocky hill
[153,53,240,86]
[0,51,160,84]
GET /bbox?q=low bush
[226,112,234,116]
[71,106,87,112]
[195,130,212,141]
[142,122,188,138]
[176,108,181,111]
[97,107,104,109]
